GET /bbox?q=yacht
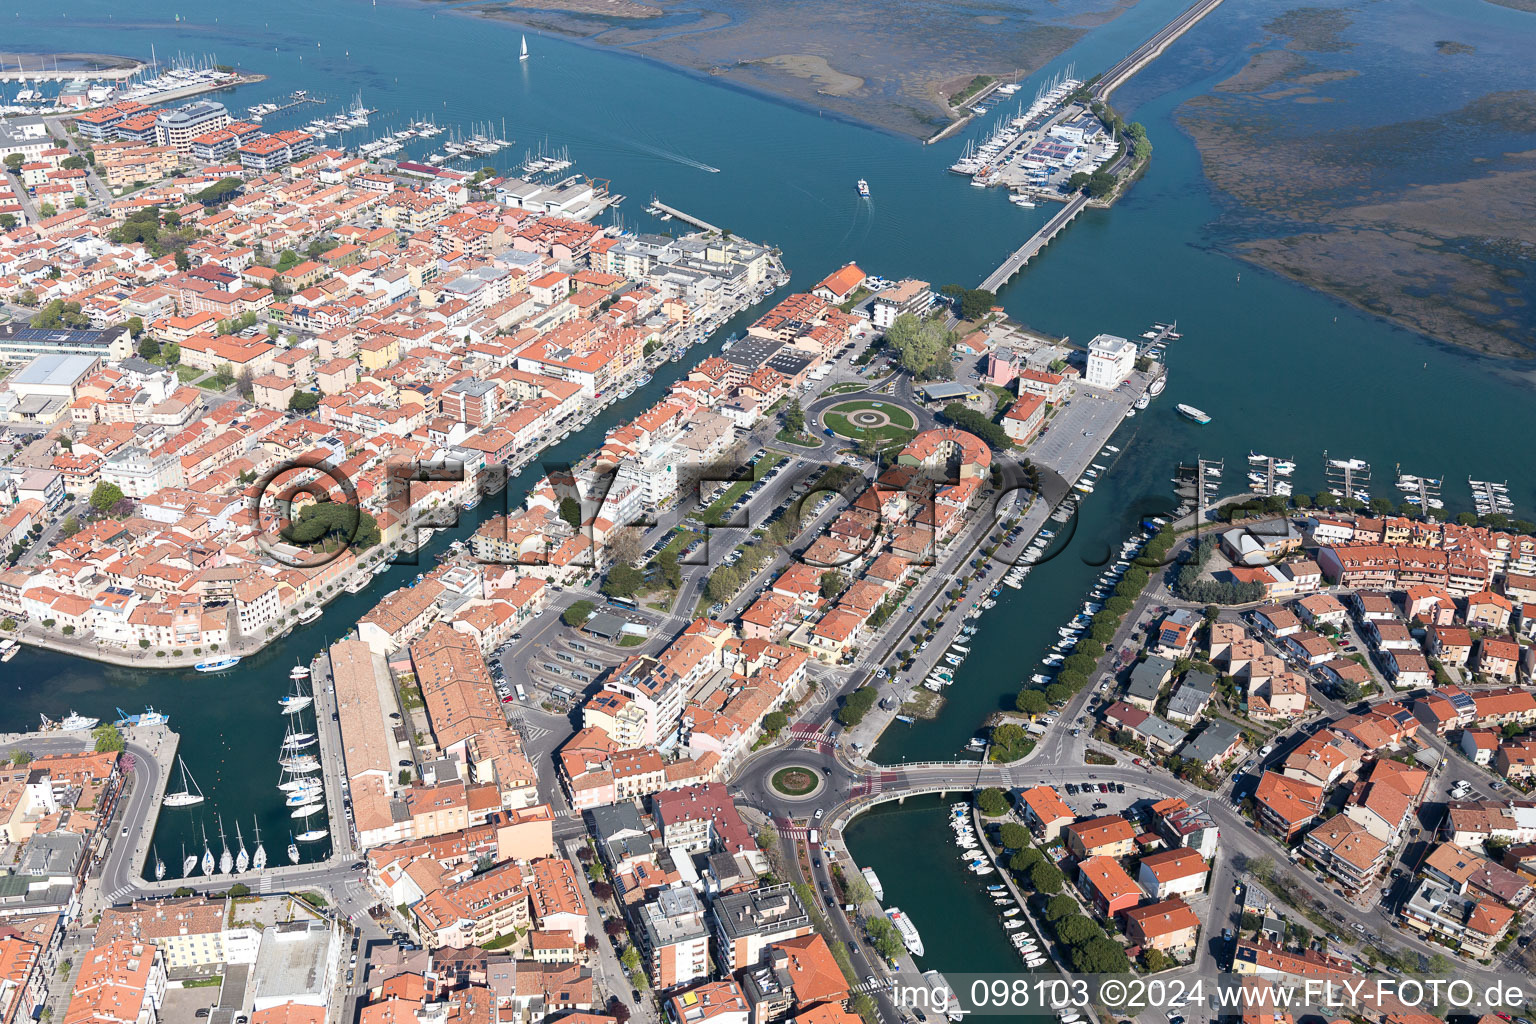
[234,822,249,874]
[164,757,206,808]
[0,639,17,662]
[279,688,313,714]
[182,845,198,878]
[58,711,98,732]
[154,847,166,882]
[201,825,216,876]
[887,908,924,958]
[520,34,529,61]
[1176,404,1212,425]
[857,179,870,197]
[252,819,267,871]
[217,818,233,876]
[291,801,324,818]
[296,829,329,843]
[289,663,310,680]
[297,607,323,625]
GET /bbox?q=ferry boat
[857,179,870,197]
[194,657,242,673]
[887,908,924,958]
[861,867,884,901]
[461,495,481,512]
[1176,404,1211,425]
[298,606,323,625]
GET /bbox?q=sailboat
[279,679,313,714]
[182,843,197,878]
[288,832,300,865]
[295,828,329,843]
[153,846,166,882]
[252,818,267,871]
[520,35,529,61]
[164,756,205,807]
[218,817,233,876]
[234,821,249,874]
[201,825,216,876]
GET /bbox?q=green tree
[1141,947,1173,972]
[1030,861,1064,894]
[837,687,878,727]
[619,946,641,973]
[998,822,1031,849]
[1045,894,1077,923]
[125,316,145,339]
[90,481,125,513]
[958,288,996,322]
[61,515,80,537]
[37,203,55,218]
[289,391,320,412]
[602,563,644,598]
[706,564,742,603]
[819,570,845,600]
[61,155,86,171]
[783,398,805,434]
[71,196,87,209]
[762,710,788,736]
[0,213,15,230]
[8,750,33,767]
[1071,935,1131,973]
[1009,848,1044,873]
[993,722,1025,750]
[884,312,956,379]
[1055,914,1098,946]
[558,497,582,530]
[865,915,905,960]
[655,549,681,589]
[976,787,1008,817]
[2,154,22,171]
[562,597,594,626]
[92,723,125,753]
[1015,689,1049,716]
[174,250,190,271]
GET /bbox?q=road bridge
[979,193,1090,292]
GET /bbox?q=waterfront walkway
[1092,0,1231,102]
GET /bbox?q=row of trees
[938,285,998,322]
[939,403,1010,450]
[1172,537,1264,605]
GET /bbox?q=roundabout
[769,765,826,800]
[822,399,919,444]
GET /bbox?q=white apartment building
[1083,333,1137,389]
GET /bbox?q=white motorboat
[288,833,300,864]
[887,908,924,958]
[290,663,310,680]
[58,711,98,732]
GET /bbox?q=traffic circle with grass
[770,765,825,799]
[822,399,918,442]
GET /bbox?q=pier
[649,199,720,234]
[1174,456,1224,511]
[1469,478,1514,518]
[1395,469,1444,514]
[978,193,1088,291]
[1245,454,1295,499]
[0,55,146,83]
[1091,0,1232,102]
[1325,453,1372,505]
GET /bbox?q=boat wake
[625,137,720,173]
